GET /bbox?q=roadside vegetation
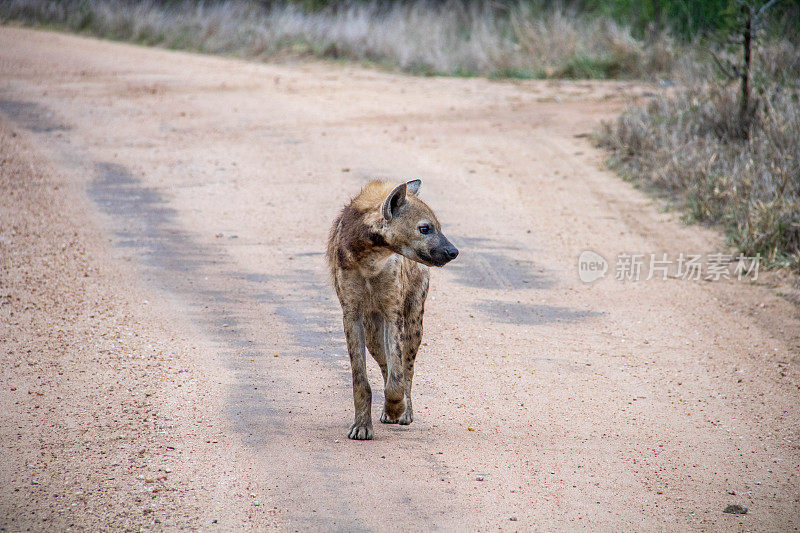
[0,0,678,79]
[597,2,799,272]
[1,0,798,272]
[598,83,799,272]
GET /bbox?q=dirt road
[1,27,798,531]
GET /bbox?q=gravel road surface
[1,27,798,531]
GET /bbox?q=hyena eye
[418,224,432,235]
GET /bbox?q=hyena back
[326,180,458,440]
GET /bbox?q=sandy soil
[1,27,798,531]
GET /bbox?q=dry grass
[597,67,800,272]
[0,0,677,79]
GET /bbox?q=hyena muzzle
[326,179,458,440]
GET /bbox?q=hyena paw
[397,409,414,425]
[347,423,374,440]
[380,398,406,423]
[380,410,399,424]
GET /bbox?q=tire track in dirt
[88,161,366,529]
[0,95,445,530]
[0,91,590,530]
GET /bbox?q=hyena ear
[382,182,407,221]
[406,179,421,196]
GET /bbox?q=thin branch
[711,50,738,80]
[755,0,780,21]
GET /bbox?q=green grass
[559,54,620,79]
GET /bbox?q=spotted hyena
[326,180,459,440]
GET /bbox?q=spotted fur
[327,180,458,440]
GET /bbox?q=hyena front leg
[380,313,407,422]
[343,309,373,440]
[398,305,424,425]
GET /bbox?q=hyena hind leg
[367,313,405,425]
[378,313,407,423]
[398,307,424,425]
[365,312,388,385]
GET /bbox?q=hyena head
[381,180,459,267]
